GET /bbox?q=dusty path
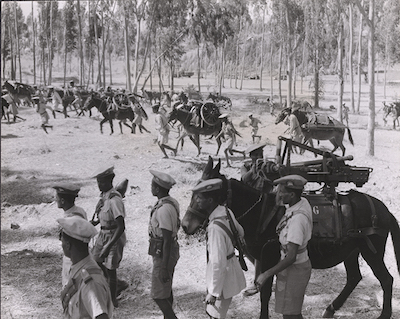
[1,77,400,318]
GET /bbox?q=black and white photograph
[1,1,399,318]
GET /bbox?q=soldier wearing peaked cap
[256,174,312,319]
[58,217,113,319]
[240,144,281,194]
[53,183,88,287]
[192,179,246,319]
[91,165,127,308]
[148,170,180,319]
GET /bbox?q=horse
[168,104,223,156]
[275,108,354,156]
[84,93,135,135]
[382,102,400,130]
[181,156,400,319]
[3,80,34,107]
[207,92,232,110]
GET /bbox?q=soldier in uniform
[215,114,245,167]
[33,95,53,134]
[192,179,246,319]
[152,103,177,159]
[148,170,180,319]
[248,113,262,143]
[53,183,88,288]
[256,175,312,319]
[58,216,113,319]
[91,166,127,308]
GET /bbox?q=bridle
[187,177,264,228]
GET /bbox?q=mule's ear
[214,158,221,174]
[202,156,213,178]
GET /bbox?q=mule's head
[275,108,291,125]
[181,156,227,235]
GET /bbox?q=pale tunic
[64,255,113,319]
[288,113,303,143]
[62,205,88,287]
[206,205,246,299]
[155,112,170,144]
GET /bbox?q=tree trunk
[32,1,36,84]
[240,43,245,90]
[109,48,113,85]
[259,7,265,91]
[76,0,83,85]
[349,3,355,113]
[94,10,101,88]
[366,0,375,156]
[102,10,106,88]
[313,48,319,109]
[63,24,67,87]
[285,3,292,109]
[14,2,22,82]
[124,5,132,92]
[270,42,273,100]
[48,1,53,85]
[356,3,363,114]
[337,22,344,122]
[197,43,201,92]
[278,44,283,106]
[133,16,141,93]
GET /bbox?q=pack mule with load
[181,138,400,319]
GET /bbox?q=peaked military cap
[152,103,161,109]
[273,174,307,190]
[150,170,176,190]
[57,216,97,243]
[218,113,228,119]
[245,143,266,154]
[53,183,80,197]
[32,97,40,101]
[93,165,115,179]
[249,113,253,117]
[192,179,223,193]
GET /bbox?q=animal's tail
[347,128,354,145]
[389,213,400,275]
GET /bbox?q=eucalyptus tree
[354,0,376,156]
[302,0,329,108]
[1,2,13,80]
[272,0,305,108]
[375,0,400,99]
[187,0,209,91]
[146,0,188,92]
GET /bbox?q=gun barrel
[291,155,353,167]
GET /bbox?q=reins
[226,179,263,221]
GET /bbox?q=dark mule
[84,94,135,134]
[181,156,400,319]
[168,104,223,156]
[3,80,33,107]
[382,102,400,130]
[275,108,354,156]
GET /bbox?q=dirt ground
[1,72,400,319]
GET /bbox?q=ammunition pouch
[148,236,163,258]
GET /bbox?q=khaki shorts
[151,241,179,299]
[92,230,126,270]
